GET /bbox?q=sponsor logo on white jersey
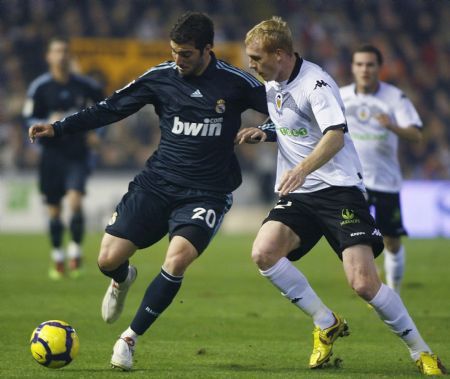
[172,116,223,136]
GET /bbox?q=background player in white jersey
[237,17,445,376]
[340,45,423,293]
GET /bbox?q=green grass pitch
[1,233,449,378]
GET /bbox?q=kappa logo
[372,228,382,237]
[314,80,330,90]
[190,89,203,97]
[401,328,412,337]
[172,116,223,136]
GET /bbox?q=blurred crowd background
[1,0,449,203]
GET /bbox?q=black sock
[70,211,84,244]
[49,218,64,247]
[130,268,183,335]
[99,260,129,283]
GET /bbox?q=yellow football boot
[309,313,350,369]
[416,352,447,376]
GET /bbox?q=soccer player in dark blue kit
[23,37,104,280]
[29,12,268,370]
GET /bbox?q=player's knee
[251,242,277,270]
[350,278,379,301]
[97,246,120,271]
[163,254,192,276]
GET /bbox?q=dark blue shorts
[105,174,233,252]
[263,186,384,261]
[39,151,90,205]
[366,188,407,237]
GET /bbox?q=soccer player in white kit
[340,45,423,294]
[237,17,445,376]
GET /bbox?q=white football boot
[101,265,137,323]
[111,337,135,371]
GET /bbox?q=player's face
[46,41,71,71]
[245,40,279,82]
[170,41,211,77]
[352,52,380,92]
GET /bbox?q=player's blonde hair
[245,16,293,54]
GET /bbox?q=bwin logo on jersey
[172,116,223,136]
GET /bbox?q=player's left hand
[278,167,306,196]
[235,127,267,144]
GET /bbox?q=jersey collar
[287,53,303,84]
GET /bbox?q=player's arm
[376,91,423,142]
[30,76,154,142]
[375,114,422,142]
[235,118,277,144]
[278,128,344,196]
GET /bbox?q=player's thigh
[316,186,384,260]
[105,188,170,249]
[168,193,233,254]
[368,189,407,237]
[262,196,323,262]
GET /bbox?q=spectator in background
[340,45,422,294]
[23,37,104,279]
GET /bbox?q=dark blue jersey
[52,53,268,192]
[23,72,104,159]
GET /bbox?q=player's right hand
[235,127,267,144]
[29,123,55,143]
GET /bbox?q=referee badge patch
[215,99,226,114]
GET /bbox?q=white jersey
[266,58,364,193]
[340,82,422,193]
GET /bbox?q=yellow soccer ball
[30,320,79,368]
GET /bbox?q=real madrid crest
[215,99,226,114]
[275,92,283,112]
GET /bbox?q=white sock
[369,284,431,360]
[67,241,82,259]
[121,327,139,344]
[51,248,65,263]
[260,257,335,329]
[384,245,405,293]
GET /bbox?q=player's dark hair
[170,12,214,51]
[353,44,383,65]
